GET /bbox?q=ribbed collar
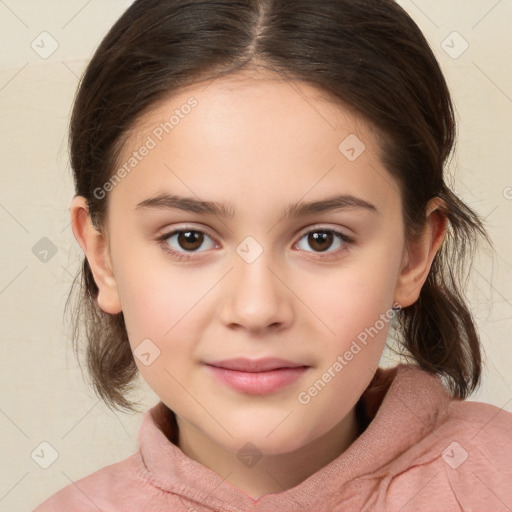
[137,364,451,511]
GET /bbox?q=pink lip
[204,357,310,395]
[205,357,307,372]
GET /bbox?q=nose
[218,251,293,333]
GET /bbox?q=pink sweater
[33,365,512,511]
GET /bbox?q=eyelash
[155,226,355,262]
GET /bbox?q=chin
[218,425,314,456]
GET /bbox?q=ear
[394,197,448,308]
[70,195,122,314]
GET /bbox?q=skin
[70,68,447,499]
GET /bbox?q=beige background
[0,1,510,510]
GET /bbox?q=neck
[175,406,359,500]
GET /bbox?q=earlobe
[394,198,448,308]
[70,195,122,314]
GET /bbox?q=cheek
[115,263,203,396]
[309,261,398,339]
[299,245,402,386]
[114,251,209,340]
[298,267,397,430]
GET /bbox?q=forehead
[108,70,400,220]
[121,68,375,157]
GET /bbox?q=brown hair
[65,0,492,413]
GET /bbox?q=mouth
[203,357,311,395]
[204,357,309,372]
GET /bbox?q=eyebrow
[135,193,379,218]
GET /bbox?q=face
[94,70,411,455]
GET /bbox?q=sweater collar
[137,364,451,511]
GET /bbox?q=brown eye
[296,228,352,256]
[307,231,334,252]
[177,231,204,251]
[158,229,216,257]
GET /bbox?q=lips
[203,357,311,395]
[204,357,308,372]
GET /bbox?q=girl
[34,0,511,510]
